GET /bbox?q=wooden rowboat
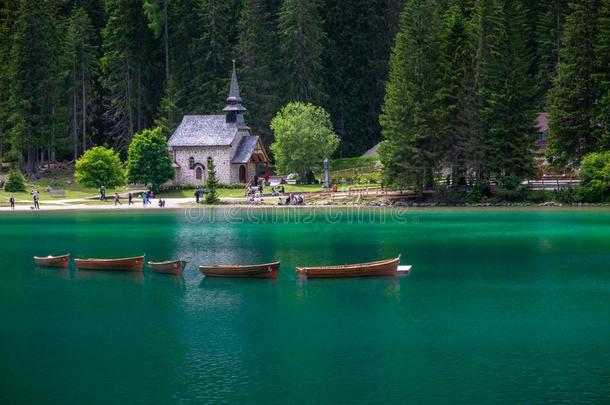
[148,260,187,275]
[296,257,400,278]
[74,255,145,272]
[199,261,280,279]
[33,254,70,268]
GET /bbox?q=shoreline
[1,199,610,213]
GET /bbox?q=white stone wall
[172,146,232,184]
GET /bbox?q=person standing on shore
[99,185,106,201]
[114,193,122,206]
[195,188,200,204]
[128,193,134,205]
[33,194,40,210]
[9,195,15,210]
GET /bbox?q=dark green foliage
[4,169,27,192]
[278,0,326,104]
[379,0,441,190]
[0,0,606,184]
[65,6,98,160]
[323,0,397,155]
[100,0,161,151]
[548,0,603,167]
[127,126,174,192]
[479,0,537,179]
[154,76,183,138]
[189,0,236,114]
[595,0,610,147]
[9,0,66,175]
[204,159,220,204]
[235,0,280,145]
[535,0,568,107]
[436,4,476,186]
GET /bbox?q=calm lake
[1,208,609,404]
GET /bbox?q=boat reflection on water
[35,266,70,280]
[75,269,145,284]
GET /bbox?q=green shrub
[468,181,491,203]
[554,187,581,204]
[4,169,26,192]
[499,176,522,190]
[579,151,610,201]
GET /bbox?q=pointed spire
[227,59,242,103]
[224,60,247,114]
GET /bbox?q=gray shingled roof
[232,136,259,163]
[168,115,238,147]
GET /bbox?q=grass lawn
[331,156,379,171]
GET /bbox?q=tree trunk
[164,0,170,81]
[82,58,87,154]
[137,65,142,133]
[126,55,134,140]
[73,53,78,161]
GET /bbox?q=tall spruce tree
[379,0,441,189]
[235,0,280,145]
[548,0,602,167]
[100,0,161,151]
[65,6,98,159]
[535,0,568,107]
[480,0,537,179]
[9,0,65,174]
[278,0,327,105]
[595,0,610,148]
[189,0,235,113]
[323,0,398,155]
[0,0,18,166]
[436,4,476,185]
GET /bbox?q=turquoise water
[1,208,610,404]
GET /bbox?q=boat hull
[296,257,400,278]
[199,262,280,279]
[148,260,186,275]
[33,254,70,268]
[74,256,145,272]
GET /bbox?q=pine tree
[189,0,234,113]
[548,0,602,167]
[0,0,18,166]
[435,4,476,186]
[100,0,161,151]
[204,159,220,204]
[471,0,503,178]
[154,76,183,137]
[323,0,398,155]
[480,0,537,179]
[278,0,327,105]
[595,0,610,148]
[235,0,280,145]
[65,6,98,160]
[535,0,568,108]
[379,0,441,189]
[9,0,65,175]
[168,0,202,115]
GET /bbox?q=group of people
[112,190,165,208]
[5,190,41,210]
[280,193,304,206]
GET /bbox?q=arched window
[189,157,195,169]
[207,157,213,168]
[195,167,203,180]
